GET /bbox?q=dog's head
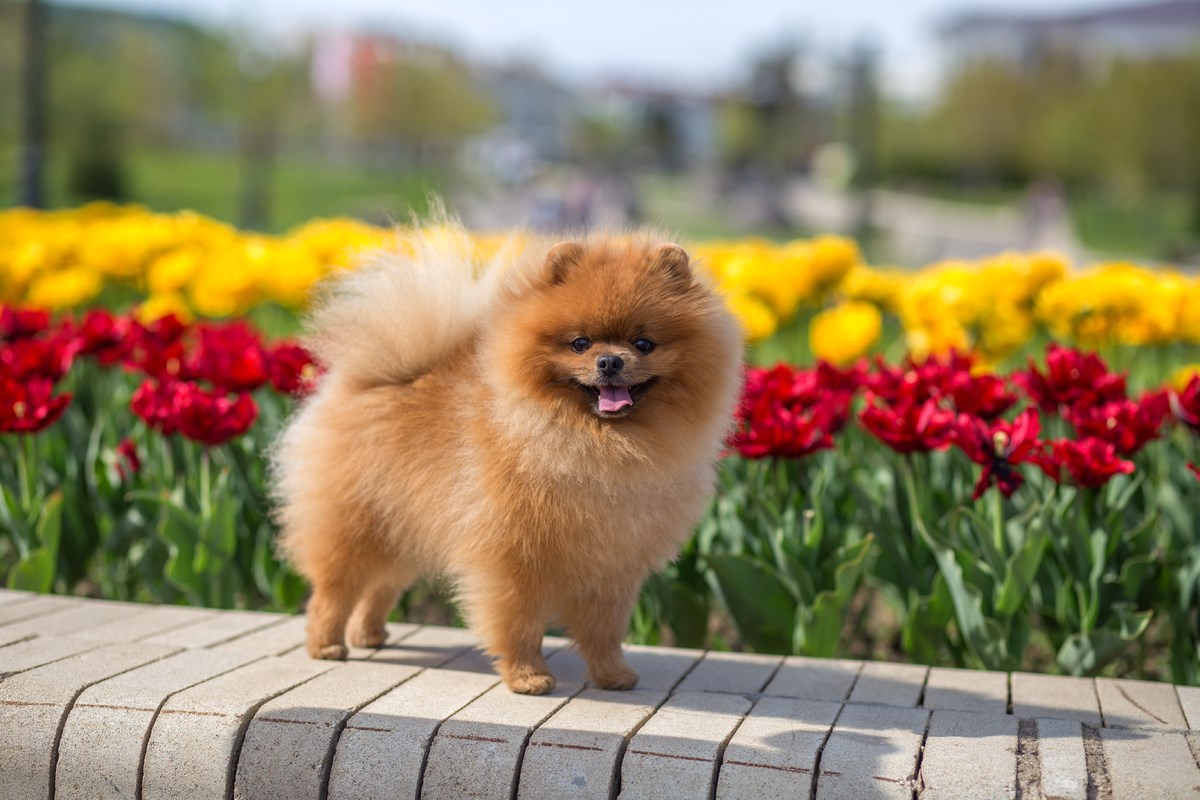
[484,238,743,429]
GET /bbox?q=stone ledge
[1,589,1198,799]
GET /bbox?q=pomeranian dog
[272,222,743,694]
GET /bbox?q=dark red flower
[1014,345,1126,413]
[122,316,188,380]
[182,321,268,392]
[859,394,956,454]
[114,438,141,481]
[132,378,258,445]
[1067,393,1168,456]
[1189,463,1199,481]
[734,364,849,459]
[946,372,1018,420]
[863,351,974,407]
[0,376,71,433]
[74,310,132,365]
[953,408,1043,499]
[0,332,78,382]
[1,306,51,340]
[814,359,868,395]
[266,342,321,396]
[1036,437,1135,488]
[1173,376,1200,433]
[863,360,937,406]
[740,364,857,431]
[732,402,838,459]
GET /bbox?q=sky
[66,0,1112,100]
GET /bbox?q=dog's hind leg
[346,565,416,648]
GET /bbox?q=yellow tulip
[810,301,881,364]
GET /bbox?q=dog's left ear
[545,242,585,284]
[649,243,692,288]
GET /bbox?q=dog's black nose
[596,354,624,376]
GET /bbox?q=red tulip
[1014,344,1126,413]
[1173,376,1200,433]
[1,306,51,340]
[1189,463,1199,481]
[946,372,1018,420]
[131,378,258,445]
[1067,394,1168,456]
[859,394,956,454]
[0,333,78,382]
[814,359,868,395]
[266,342,321,396]
[74,310,131,365]
[1036,437,1135,488]
[183,321,268,392]
[122,315,189,380]
[114,438,142,481]
[732,402,838,459]
[0,376,71,433]
[953,408,1042,499]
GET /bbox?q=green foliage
[2,330,1199,684]
[0,360,302,610]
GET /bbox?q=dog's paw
[506,671,557,695]
[590,664,639,691]
[348,627,388,648]
[308,642,349,660]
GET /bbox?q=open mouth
[574,378,657,417]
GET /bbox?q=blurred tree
[717,43,808,228]
[883,49,1200,243]
[350,48,494,167]
[19,0,48,207]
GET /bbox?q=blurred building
[940,0,1200,70]
[473,64,579,168]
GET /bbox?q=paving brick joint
[1,588,1198,799]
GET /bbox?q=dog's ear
[545,242,585,284]
[649,243,692,288]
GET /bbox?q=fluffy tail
[306,220,512,388]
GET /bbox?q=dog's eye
[633,338,655,354]
[571,337,592,353]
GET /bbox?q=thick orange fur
[272,224,744,694]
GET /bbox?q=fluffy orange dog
[273,224,743,694]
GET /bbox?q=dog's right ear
[545,242,584,284]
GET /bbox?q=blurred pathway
[785,180,1089,265]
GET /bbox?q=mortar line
[135,654,270,800]
[412,676,502,800]
[0,639,107,686]
[314,662,426,800]
[608,646,707,800]
[841,660,866,702]
[806,700,847,800]
[222,662,338,800]
[908,704,934,800]
[1081,723,1113,800]
[707,696,752,800]
[47,645,186,800]
[1014,718,1040,800]
[508,681,588,800]
[130,609,224,644]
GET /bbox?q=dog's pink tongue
[598,385,633,412]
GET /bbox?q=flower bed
[2,205,1199,683]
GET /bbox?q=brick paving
[1,588,1199,799]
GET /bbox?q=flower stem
[990,488,1005,555]
[17,434,33,511]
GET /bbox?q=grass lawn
[3,147,442,234]
[1071,192,1199,262]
